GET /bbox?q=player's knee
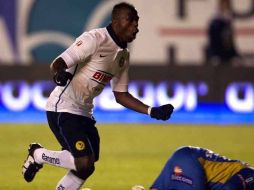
[78,164,95,179]
[74,156,95,180]
[74,163,95,180]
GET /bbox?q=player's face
[118,11,139,43]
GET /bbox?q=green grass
[0,124,254,190]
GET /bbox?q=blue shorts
[223,168,254,190]
[150,146,206,190]
[46,111,100,160]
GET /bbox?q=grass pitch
[0,124,254,190]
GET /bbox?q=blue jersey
[150,146,254,190]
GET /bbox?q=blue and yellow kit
[150,146,254,190]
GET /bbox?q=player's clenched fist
[53,71,73,86]
[149,104,174,121]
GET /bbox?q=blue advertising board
[0,80,253,124]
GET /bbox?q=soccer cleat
[22,143,43,182]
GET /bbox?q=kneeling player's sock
[34,148,76,170]
[56,171,85,190]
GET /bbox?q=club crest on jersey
[75,141,85,151]
[171,165,193,186]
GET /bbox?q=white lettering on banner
[0,81,53,111]
[156,82,185,110]
[1,82,31,111]
[129,82,155,107]
[95,81,156,110]
[226,83,254,112]
[0,80,253,113]
[156,81,208,111]
[96,87,124,110]
[31,82,52,111]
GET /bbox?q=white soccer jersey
[46,25,130,118]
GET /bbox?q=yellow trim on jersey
[198,157,247,184]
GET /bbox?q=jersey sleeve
[110,58,130,92]
[59,32,98,68]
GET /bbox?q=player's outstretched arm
[113,91,174,121]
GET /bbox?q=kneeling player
[137,146,254,190]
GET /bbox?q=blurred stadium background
[0,0,254,189]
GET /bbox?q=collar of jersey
[106,24,127,49]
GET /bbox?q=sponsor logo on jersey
[75,140,85,151]
[42,153,60,165]
[92,71,113,84]
[171,165,193,185]
[174,166,183,176]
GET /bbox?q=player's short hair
[112,2,139,22]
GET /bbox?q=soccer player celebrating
[22,2,174,190]
[139,146,254,190]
